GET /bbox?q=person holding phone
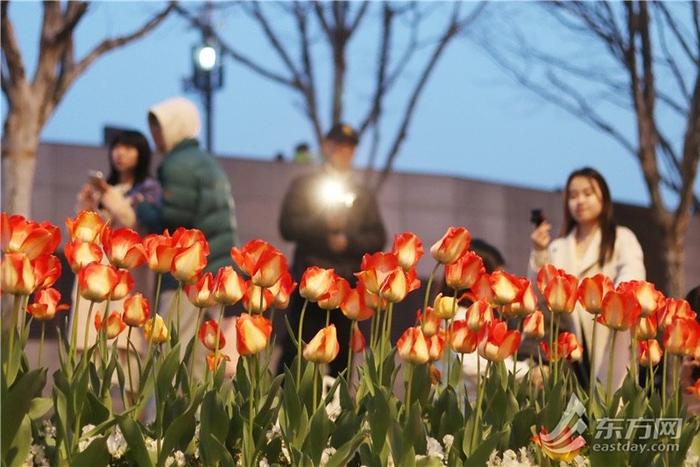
[527,167,646,392]
[77,130,161,228]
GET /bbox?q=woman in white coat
[528,167,646,392]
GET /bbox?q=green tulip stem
[588,317,598,418]
[606,330,618,407]
[296,299,309,388]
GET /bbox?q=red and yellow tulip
[236,313,272,356]
[303,325,340,363]
[430,226,471,264]
[396,326,430,364]
[392,232,424,271]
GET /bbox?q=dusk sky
[3,1,698,207]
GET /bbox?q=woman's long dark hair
[560,167,616,268]
[106,130,152,187]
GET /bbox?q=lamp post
[188,34,223,153]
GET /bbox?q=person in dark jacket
[278,123,386,376]
[137,97,239,375]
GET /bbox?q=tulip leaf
[368,390,391,453]
[71,436,110,467]
[1,368,46,459]
[5,415,32,467]
[465,429,504,466]
[118,415,154,467]
[416,456,445,467]
[156,343,181,403]
[508,407,536,450]
[27,397,52,420]
[200,391,230,466]
[157,390,201,467]
[405,400,427,455]
[302,403,333,465]
[325,430,366,467]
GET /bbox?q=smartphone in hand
[530,209,545,227]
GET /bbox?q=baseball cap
[325,123,359,146]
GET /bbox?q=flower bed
[2,212,700,466]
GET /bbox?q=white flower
[165,450,186,467]
[325,398,342,422]
[320,447,336,467]
[193,423,201,459]
[41,420,56,441]
[685,452,700,467]
[78,425,101,452]
[564,456,590,467]
[503,449,518,462]
[281,444,291,463]
[258,458,270,467]
[426,436,444,460]
[442,434,454,453]
[106,426,127,459]
[145,437,159,455]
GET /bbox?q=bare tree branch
[348,1,369,36]
[654,6,691,102]
[675,75,700,230]
[174,3,297,89]
[313,1,332,42]
[51,1,88,44]
[655,1,699,65]
[293,2,323,145]
[1,1,27,88]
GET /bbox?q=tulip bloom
[1,213,60,259]
[236,313,272,356]
[489,270,524,306]
[536,264,560,296]
[633,314,658,340]
[230,240,281,280]
[101,226,146,269]
[207,353,231,371]
[619,280,664,317]
[638,339,662,367]
[663,317,700,356]
[539,332,583,362]
[110,269,134,301]
[478,320,521,362]
[78,262,119,302]
[199,320,226,352]
[269,271,296,309]
[542,271,578,314]
[427,331,446,362]
[144,314,169,344]
[392,232,424,271]
[396,327,430,364]
[64,240,103,272]
[242,283,274,314]
[431,293,458,320]
[213,266,247,306]
[143,232,179,273]
[658,298,696,329]
[122,293,151,327]
[577,274,613,315]
[1,253,36,295]
[430,226,471,264]
[523,310,545,339]
[686,379,700,398]
[417,307,441,337]
[27,288,69,320]
[448,320,480,353]
[465,299,493,331]
[597,291,641,331]
[31,255,62,291]
[468,273,495,305]
[504,280,538,318]
[303,325,340,364]
[351,325,366,353]
[299,267,336,302]
[171,241,208,284]
[95,311,126,339]
[445,251,484,291]
[65,210,105,243]
[185,272,218,308]
[318,277,350,310]
[340,286,374,322]
[355,252,420,303]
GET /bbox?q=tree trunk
[2,108,40,217]
[663,229,685,298]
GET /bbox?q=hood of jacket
[148,97,201,153]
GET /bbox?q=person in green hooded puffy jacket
[136,96,239,375]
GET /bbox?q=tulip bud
[430,227,471,264]
[597,291,641,331]
[303,325,340,364]
[417,307,441,337]
[578,274,613,315]
[213,266,247,306]
[299,267,336,302]
[1,252,36,295]
[95,311,126,339]
[27,288,69,320]
[340,287,374,322]
[392,232,424,271]
[172,241,208,284]
[448,320,480,354]
[143,232,178,273]
[236,313,272,356]
[396,327,430,364]
[110,269,134,301]
[122,293,151,327]
[79,262,119,302]
[543,271,578,314]
[207,353,231,372]
[523,310,545,339]
[478,320,521,362]
[633,315,658,340]
[445,251,484,290]
[251,249,288,288]
[638,339,662,367]
[144,315,169,344]
[318,277,350,310]
[199,320,226,352]
[2,213,61,260]
[269,271,296,310]
[101,226,146,269]
[427,332,445,362]
[64,240,103,273]
[32,255,62,291]
[465,299,493,331]
[242,283,274,314]
[433,293,459,320]
[351,325,366,353]
[65,210,105,243]
[185,272,218,308]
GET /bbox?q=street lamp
[187,36,224,153]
